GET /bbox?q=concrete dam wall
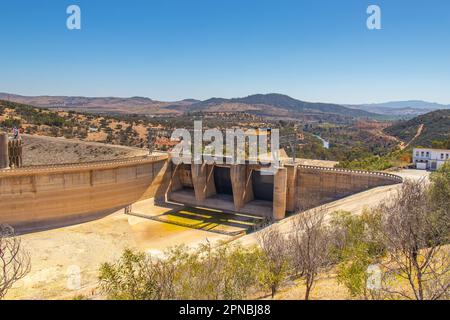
[296,165,403,211]
[0,155,170,232]
[168,163,403,220]
[0,153,403,231]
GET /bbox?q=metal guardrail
[0,154,169,176]
[297,165,403,183]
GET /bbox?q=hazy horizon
[1,91,450,107]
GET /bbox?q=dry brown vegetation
[0,225,31,299]
[21,135,148,166]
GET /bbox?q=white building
[413,148,450,170]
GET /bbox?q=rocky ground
[21,134,149,166]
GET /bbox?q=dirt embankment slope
[21,134,148,166]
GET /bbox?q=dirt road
[398,124,425,150]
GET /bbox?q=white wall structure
[413,148,450,170]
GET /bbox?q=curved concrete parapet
[0,154,170,232]
[297,165,404,183]
[296,165,403,211]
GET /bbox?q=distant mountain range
[348,100,450,117]
[0,92,376,118]
[2,92,449,119]
[188,94,376,118]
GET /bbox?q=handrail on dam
[0,154,169,176]
[296,165,403,183]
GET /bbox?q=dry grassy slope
[384,109,450,147]
[1,100,157,149]
[0,93,196,115]
[22,134,148,166]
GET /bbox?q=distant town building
[413,147,450,170]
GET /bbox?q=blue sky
[0,0,449,104]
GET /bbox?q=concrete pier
[0,133,9,169]
[230,164,254,211]
[169,164,183,193]
[205,164,217,198]
[191,163,207,203]
[273,167,287,220]
[286,164,297,212]
[191,163,216,204]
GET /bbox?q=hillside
[0,99,153,149]
[22,135,147,166]
[190,94,377,118]
[348,100,450,117]
[0,99,274,151]
[0,93,195,115]
[0,92,378,119]
[384,109,450,147]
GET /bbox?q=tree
[99,244,262,300]
[429,162,450,233]
[432,138,450,150]
[330,211,386,299]
[377,180,450,300]
[257,226,289,298]
[214,244,261,300]
[99,248,180,300]
[289,209,332,300]
[173,243,261,300]
[0,225,31,299]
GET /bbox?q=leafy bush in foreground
[99,244,265,300]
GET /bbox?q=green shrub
[98,244,264,300]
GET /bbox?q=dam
[167,161,403,220]
[0,133,403,232]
